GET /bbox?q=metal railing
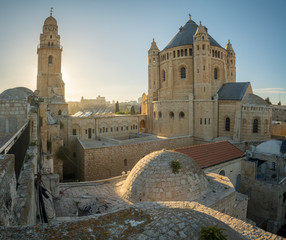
[0,121,30,181]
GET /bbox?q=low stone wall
[271,122,286,137]
[76,136,194,181]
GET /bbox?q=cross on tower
[189,13,191,20]
[50,7,53,16]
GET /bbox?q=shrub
[199,225,227,240]
[170,160,181,174]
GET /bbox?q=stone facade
[75,136,193,181]
[272,105,286,122]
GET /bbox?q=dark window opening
[225,117,230,131]
[253,119,258,133]
[179,112,185,119]
[124,159,127,166]
[72,129,76,135]
[169,112,174,118]
[180,67,186,79]
[48,55,53,64]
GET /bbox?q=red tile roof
[174,141,244,168]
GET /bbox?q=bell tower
[37,9,67,116]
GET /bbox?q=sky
[0,0,285,104]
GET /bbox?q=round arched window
[159,111,162,118]
[169,112,174,118]
[179,112,185,118]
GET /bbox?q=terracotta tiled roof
[174,141,244,168]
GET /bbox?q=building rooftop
[164,19,222,50]
[218,82,250,101]
[242,93,269,106]
[0,87,33,101]
[174,141,244,168]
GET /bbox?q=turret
[148,39,160,100]
[226,40,236,83]
[193,21,211,99]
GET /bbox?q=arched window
[180,67,186,79]
[48,55,53,64]
[169,112,174,119]
[162,70,165,82]
[179,112,185,118]
[214,68,218,80]
[253,119,258,133]
[219,170,225,176]
[158,111,162,118]
[58,109,62,116]
[225,117,230,131]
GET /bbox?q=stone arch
[253,117,261,133]
[48,55,53,64]
[140,120,145,133]
[219,170,225,176]
[178,63,187,80]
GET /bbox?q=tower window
[72,129,76,135]
[253,119,258,133]
[48,55,53,64]
[58,109,62,115]
[200,118,202,125]
[173,51,176,58]
[124,159,127,167]
[225,117,230,131]
[185,49,187,56]
[181,49,184,56]
[162,70,166,82]
[202,44,205,50]
[169,112,174,119]
[214,68,218,80]
[180,67,186,79]
[179,112,185,119]
[159,111,162,118]
[189,48,192,56]
[50,35,52,39]
[177,50,180,57]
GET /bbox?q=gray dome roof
[120,149,209,203]
[0,87,33,101]
[164,19,222,50]
[242,93,269,106]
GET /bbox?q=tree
[130,106,135,115]
[115,101,119,113]
[265,97,272,105]
[278,101,281,105]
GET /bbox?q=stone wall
[76,136,193,181]
[271,122,286,137]
[272,105,286,122]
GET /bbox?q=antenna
[50,7,53,16]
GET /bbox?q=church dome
[164,19,222,50]
[120,149,209,202]
[0,87,33,101]
[44,16,57,26]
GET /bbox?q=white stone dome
[120,149,209,202]
[44,16,57,26]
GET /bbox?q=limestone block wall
[193,100,217,140]
[205,158,243,190]
[241,106,272,141]
[151,100,189,136]
[0,155,16,226]
[0,100,29,135]
[218,100,240,140]
[271,122,286,136]
[76,136,193,181]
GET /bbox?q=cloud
[254,88,286,94]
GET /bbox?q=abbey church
[0,13,272,181]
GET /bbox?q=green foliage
[115,111,127,115]
[170,160,181,174]
[130,106,135,115]
[265,97,272,105]
[278,101,281,105]
[199,225,227,240]
[56,146,71,161]
[115,101,119,113]
[30,141,37,146]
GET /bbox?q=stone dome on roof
[164,19,222,50]
[242,93,269,106]
[120,149,209,202]
[0,87,33,101]
[44,16,57,26]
